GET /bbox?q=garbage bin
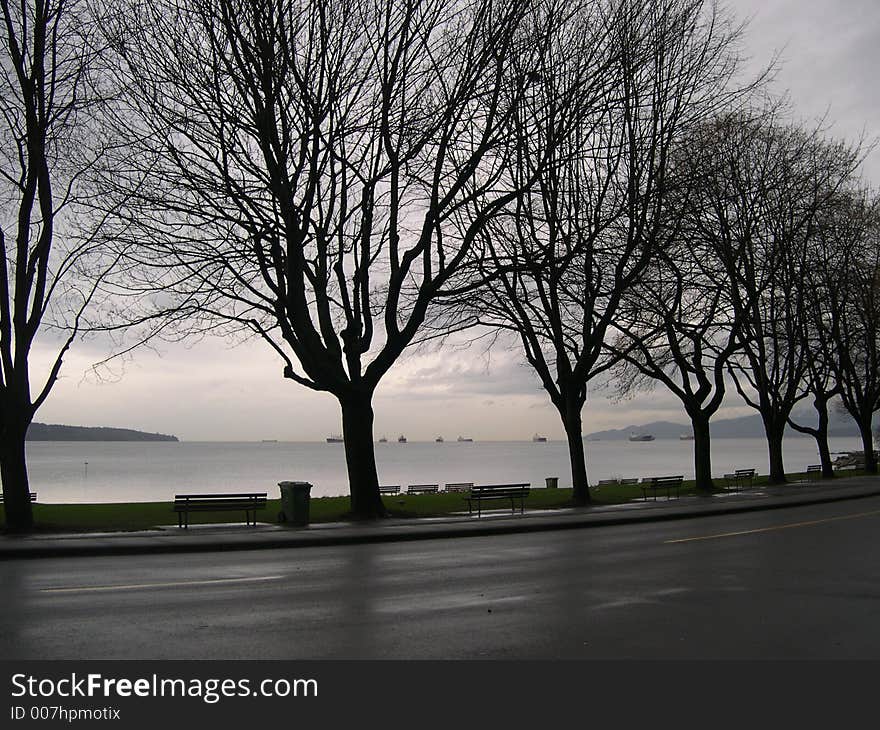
[545,476,559,489]
[278,481,313,525]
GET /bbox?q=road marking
[665,509,880,544]
[39,575,285,594]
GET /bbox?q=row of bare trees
[96,0,758,516]
[1,0,877,530]
[470,56,877,501]
[466,0,750,504]
[611,111,875,491]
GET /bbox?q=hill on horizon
[585,410,861,440]
[26,423,179,442]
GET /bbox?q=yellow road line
[665,509,880,544]
[39,575,285,594]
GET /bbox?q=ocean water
[21,435,865,504]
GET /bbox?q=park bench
[406,484,439,495]
[834,457,865,471]
[173,492,267,528]
[464,483,530,517]
[379,485,401,495]
[640,475,683,501]
[0,492,37,503]
[723,468,756,492]
[805,465,822,481]
[444,482,473,493]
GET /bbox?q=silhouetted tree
[689,110,860,483]
[0,0,117,531]
[101,0,552,518]
[470,0,748,504]
[786,197,848,478]
[819,190,880,473]
[611,213,745,491]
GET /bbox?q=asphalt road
[3,495,880,659]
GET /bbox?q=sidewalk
[2,475,879,559]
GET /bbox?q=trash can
[278,481,313,526]
[545,476,559,489]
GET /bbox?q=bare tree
[785,199,848,479]
[470,0,747,505]
[685,109,860,483]
[0,0,117,531]
[100,0,552,518]
[817,189,880,473]
[611,210,745,490]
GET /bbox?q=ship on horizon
[326,435,343,443]
[457,435,473,442]
[398,434,407,443]
[628,432,655,442]
[532,433,548,442]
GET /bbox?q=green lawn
[0,469,864,533]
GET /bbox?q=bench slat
[174,501,265,508]
[174,493,267,499]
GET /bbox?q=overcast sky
[33,0,880,441]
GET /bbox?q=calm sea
[22,436,864,504]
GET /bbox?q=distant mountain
[26,423,179,442]
[585,410,860,440]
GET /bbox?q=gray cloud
[738,0,880,177]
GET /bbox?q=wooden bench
[0,492,37,503]
[834,458,865,471]
[444,482,473,493]
[640,476,683,501]
[464,483,530,517]
[173,492,267,528]
[805,465,822,481]
[723,468,756,492]
[406,484,439,495]
[379,485,401,495]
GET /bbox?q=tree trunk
[788,394,836,478]
[857,416,877,474]
[816,432,834,479]
[562,399,590,507]
[690,412,714,491]
[764,420,787,484]
[813,397,834,479]
[1,424,34,532]
[339,391,385,519]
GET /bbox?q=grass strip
[0,470,866,533]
